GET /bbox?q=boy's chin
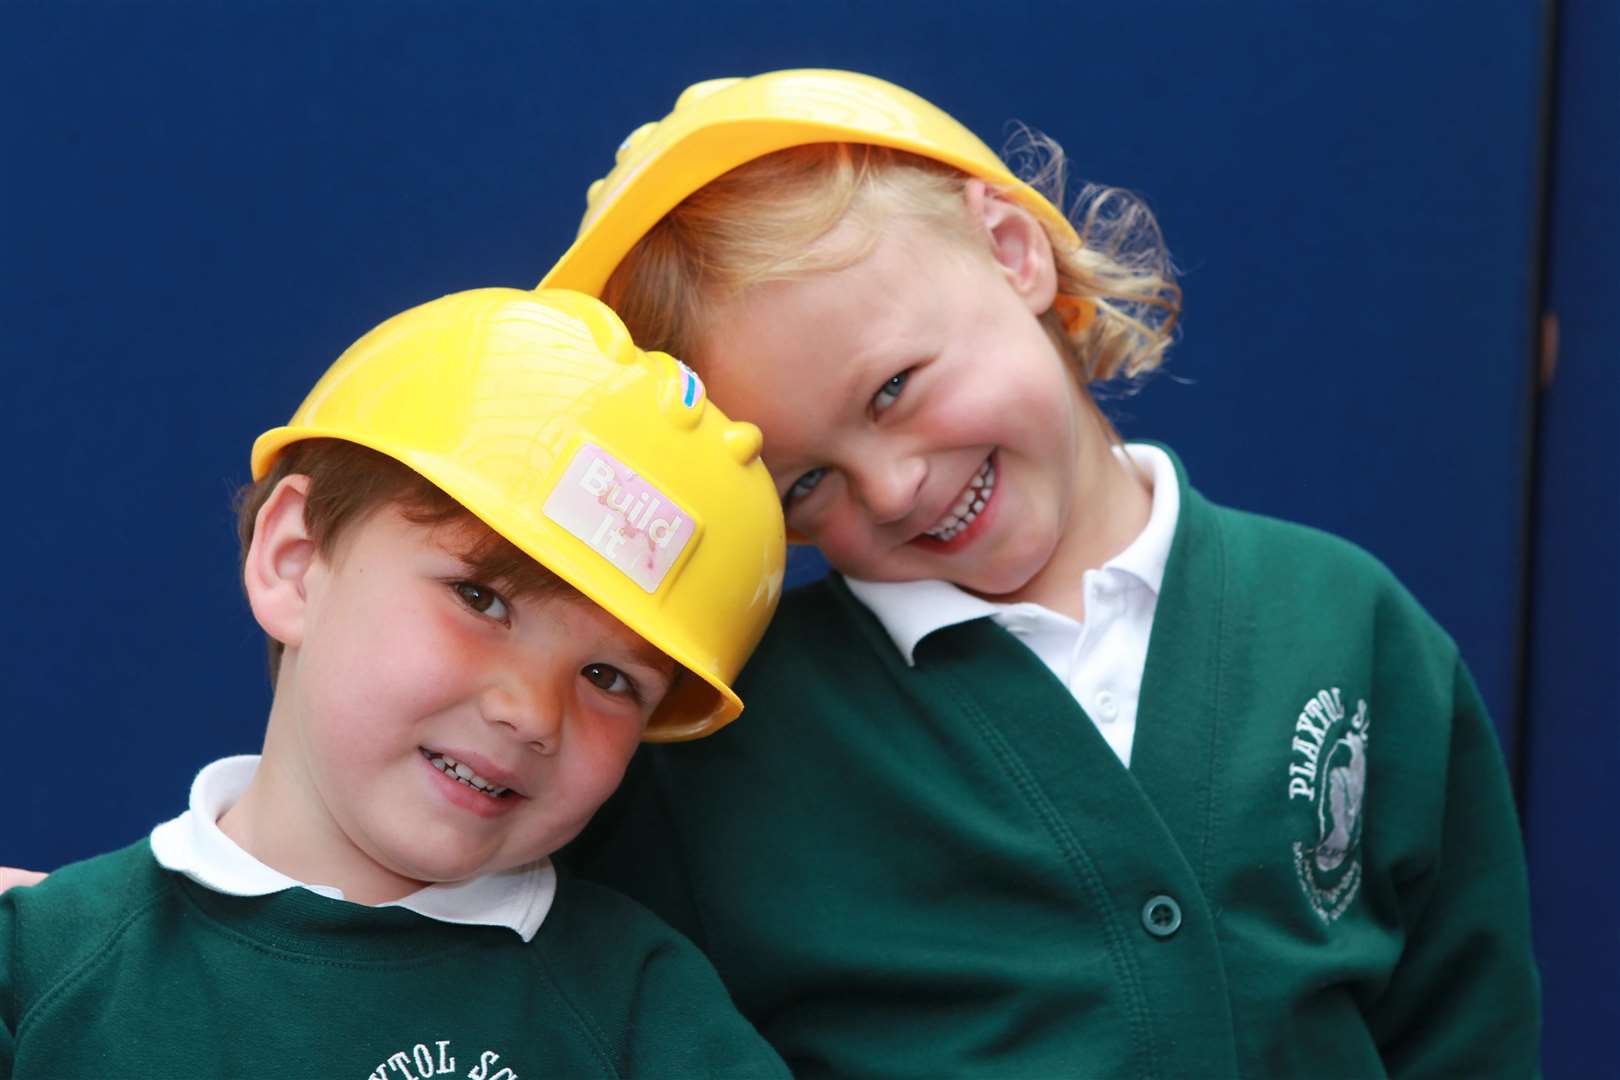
[380,845,557,889]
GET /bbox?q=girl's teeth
[927,460,995,540]
[424,750,510,798]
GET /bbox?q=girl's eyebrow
[830,357,876,404]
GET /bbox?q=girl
[547,69,1538,1079]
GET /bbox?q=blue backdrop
[3,0,1611,1072]
[1521,1,1620,1074]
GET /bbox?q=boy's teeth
[423,750,509,798]
[926,459,995,541]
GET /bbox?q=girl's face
[692,198,1148,612]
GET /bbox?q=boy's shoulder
[6,839,167,920]
[3,840,172,986]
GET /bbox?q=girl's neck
[972,442,1152,623]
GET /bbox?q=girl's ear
[243,474,319,649]
[963,179,1058,315]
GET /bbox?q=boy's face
[270,499,673,898]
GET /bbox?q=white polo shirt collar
[846,443,1179,663]
[149,755,554,941]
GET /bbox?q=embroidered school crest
[1284,687,1371,923]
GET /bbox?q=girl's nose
[478,675,563,755]
[851,453,926,526]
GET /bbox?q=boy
[0,287,789,1078]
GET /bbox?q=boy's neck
[217,705,428,907]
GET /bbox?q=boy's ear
[963,179,1058,315]
[243,475,319,649]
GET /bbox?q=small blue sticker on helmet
[677,360,704,408]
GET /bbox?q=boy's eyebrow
[619,638,678,680]
[441,525,673,679]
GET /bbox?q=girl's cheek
[788,499,838,544]
[931,392,996,433]
[812,510,872,565]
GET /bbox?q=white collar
[149,755,554,942]
[845,443,1181,664]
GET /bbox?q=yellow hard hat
[251,288,785,741]
[539,68,1080,298]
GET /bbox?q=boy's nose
[478,676,563,755]
[851,453,926,526]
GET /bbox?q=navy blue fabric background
[1521,1,1620,1074]
[2,1,1612,1072]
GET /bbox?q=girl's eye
[872,370,910,413]
[785,467,826,506]
[452,581,510,622]
[582,662,634,699]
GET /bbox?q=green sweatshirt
[572,452,1540,1078]
[1,841,788,1079]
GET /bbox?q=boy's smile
[422,747,517,802]
[225,490,674,905]
[694,207,1150,620]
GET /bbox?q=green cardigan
[1,841,787,1078]
[572,455,1539,1078]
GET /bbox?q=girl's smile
[915,453,997,546]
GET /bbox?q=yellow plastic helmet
[539,68,1082,298]
[251,288,785,741]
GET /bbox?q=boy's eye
[582,662,634,698]
[872,370,910,413]
[452,581,510,622]
[785,467,826,507]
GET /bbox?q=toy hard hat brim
[248,288,784,743]
[539,69,1079,298]
[253,421,747,741]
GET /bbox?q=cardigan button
[1141,894,1182,938]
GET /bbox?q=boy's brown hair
[236,439,567,678]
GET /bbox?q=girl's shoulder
[755,574,875,647]
[1190,489,1455,655]
[1145,443,1408,601]
[734,574,916,695]
[1204,497,1396,585]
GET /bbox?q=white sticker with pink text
[544,443,694,593]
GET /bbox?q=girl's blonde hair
[602,134,1180,390]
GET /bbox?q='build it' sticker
[544,443,694,593]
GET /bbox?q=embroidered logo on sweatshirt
[367,1039,518,1080]
[1284,686,1371,924]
